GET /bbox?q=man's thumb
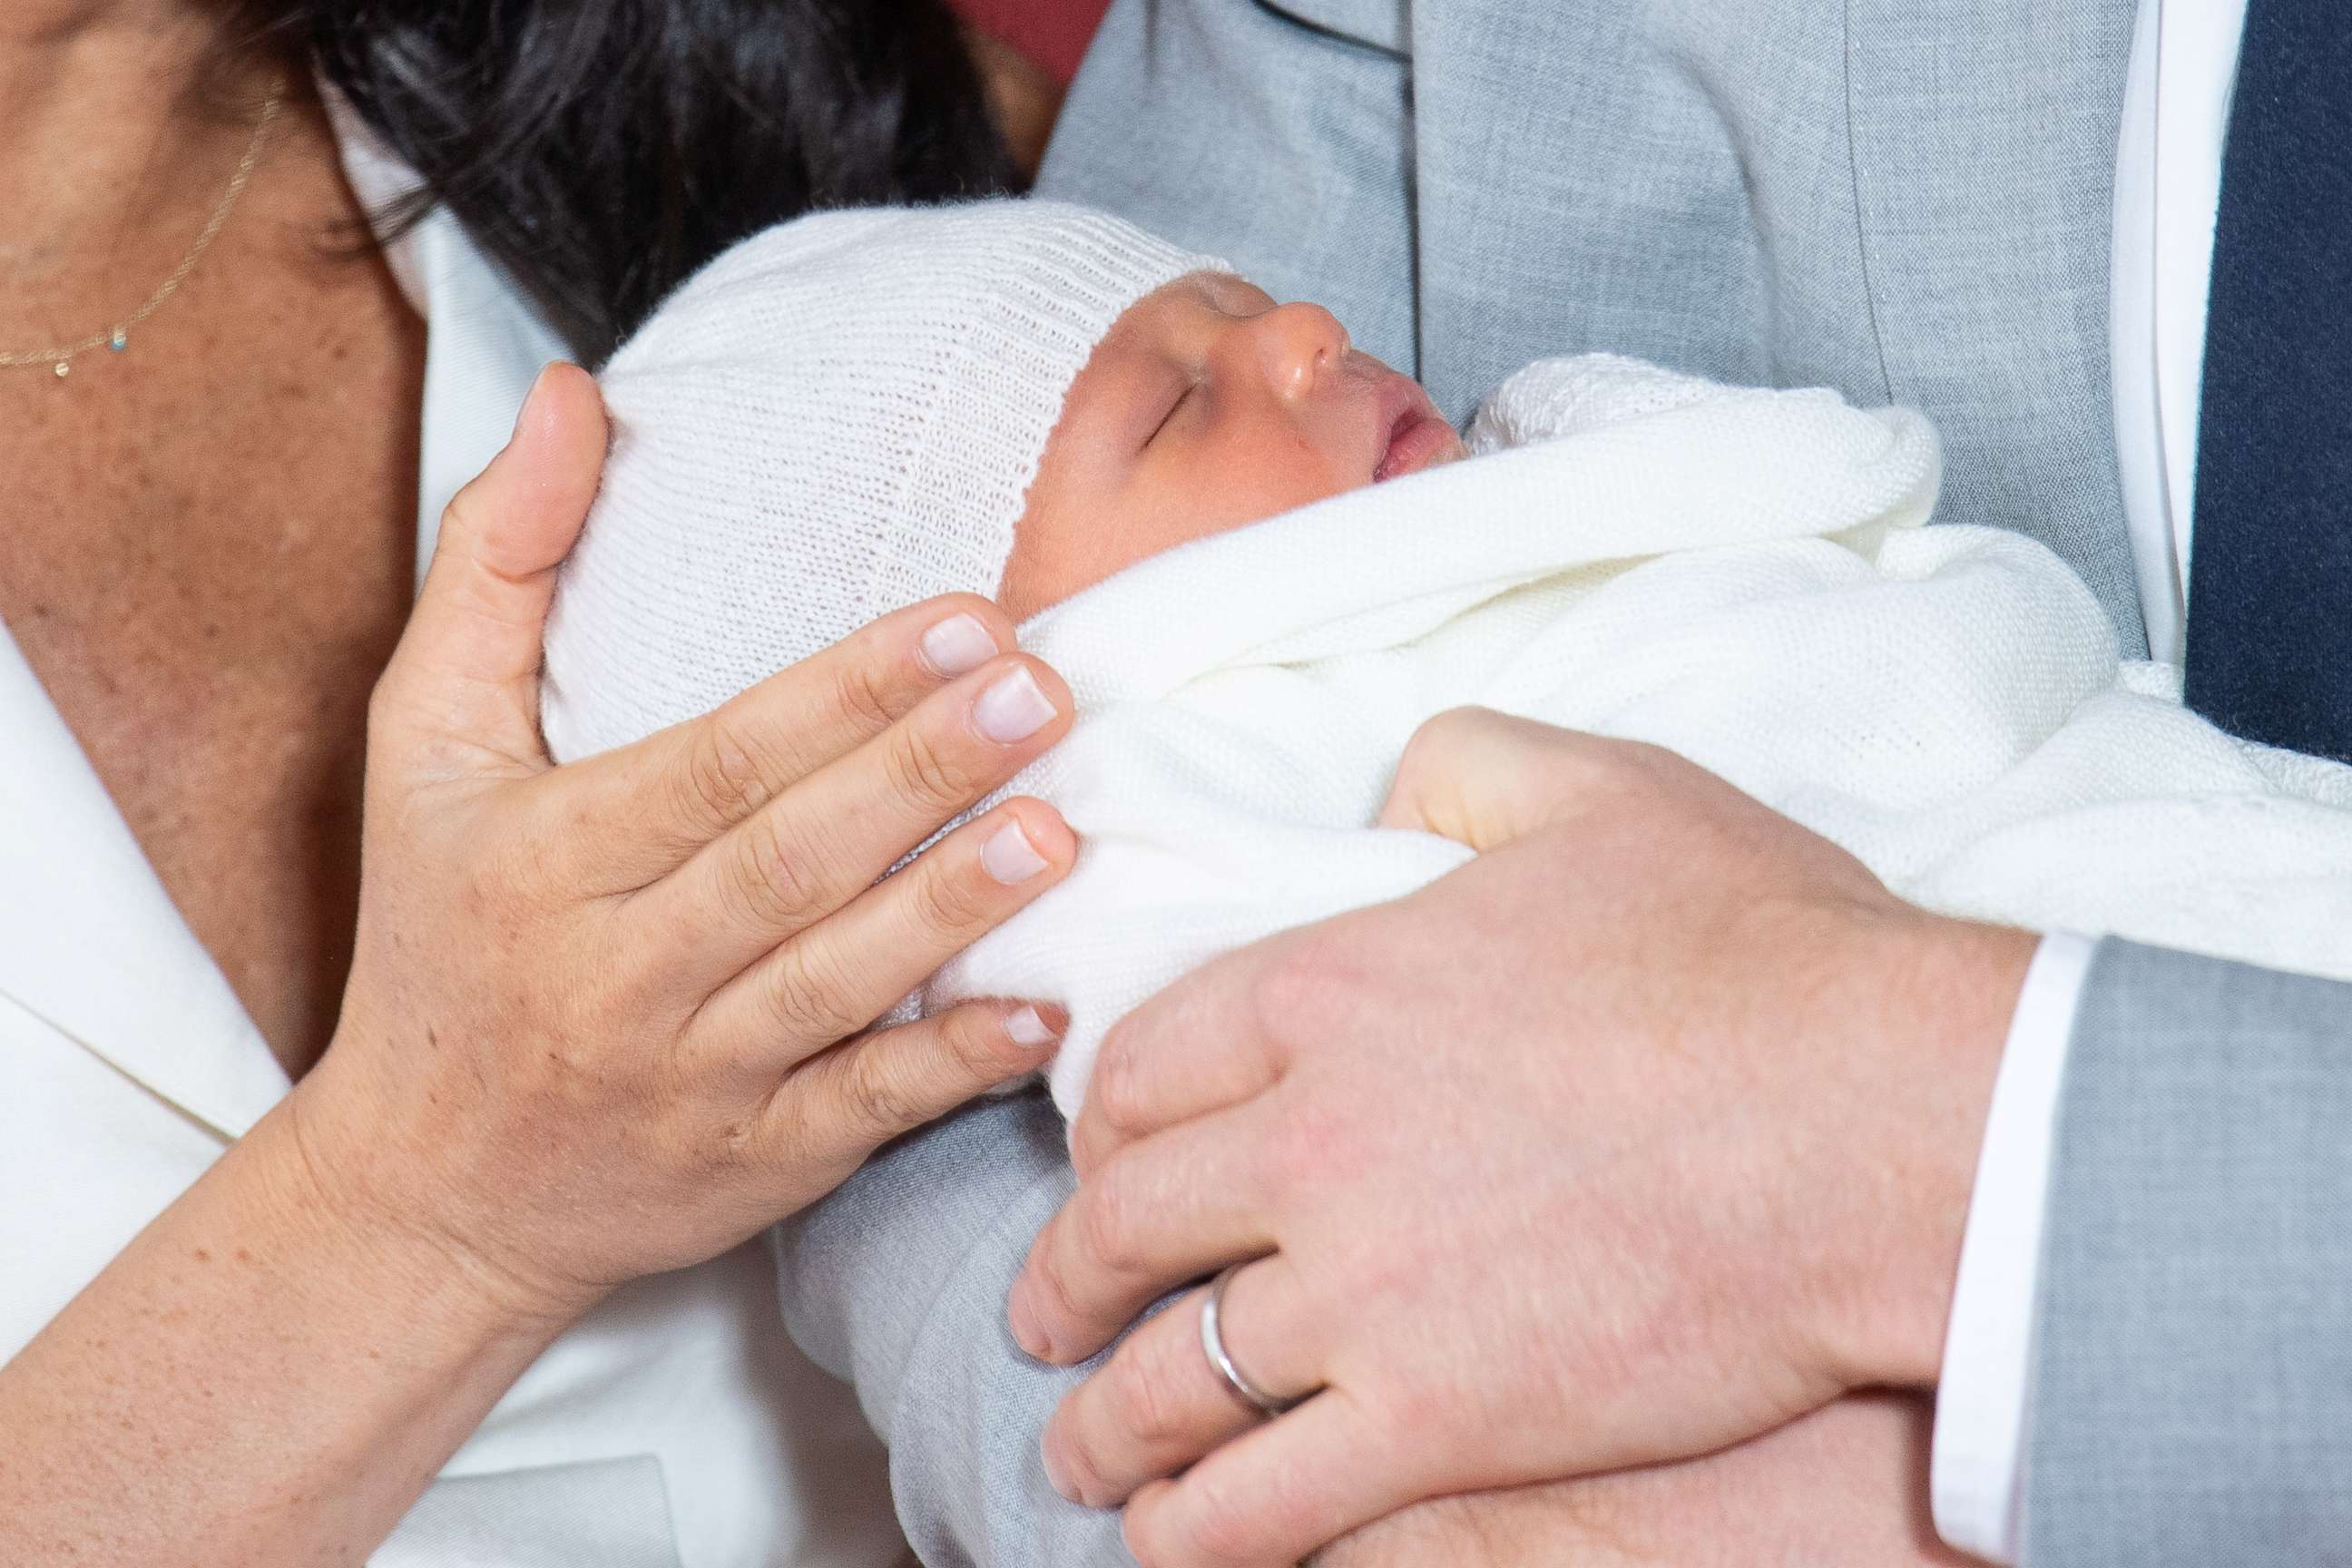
[1377,707,1606,850]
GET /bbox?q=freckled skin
[998,274,1464,619]
[0,79,424,1082]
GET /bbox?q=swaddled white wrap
[925,355,2352,1117]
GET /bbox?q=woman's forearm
[0,1094,573,1566]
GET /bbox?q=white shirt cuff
[1929,931,2097,1564]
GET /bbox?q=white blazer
[0,103,906,1568]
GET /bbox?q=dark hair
[235,0,1014,364]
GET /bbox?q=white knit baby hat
[540,200,1226,762]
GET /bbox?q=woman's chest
[0,263,424,1077]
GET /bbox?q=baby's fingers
[689,799,1078,1079]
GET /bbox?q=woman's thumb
[377,362,608,779]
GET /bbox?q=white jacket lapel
[0,621,288,1141]
[0,106,558,1143]
[325,89,567,589]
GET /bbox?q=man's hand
[1313,1394,1979,1568]
[1004,710,2035,1567]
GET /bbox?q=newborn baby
[546,199,2352,1119]
[1000,270,1465,616]
[543,200,1463,763]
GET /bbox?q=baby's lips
[1365,366,1459,484]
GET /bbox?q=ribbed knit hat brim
[540,200,1226,762]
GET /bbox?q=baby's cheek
[1001,432,1367,617]
[1200,425,1359,528]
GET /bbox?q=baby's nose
[1249,301,1352,402]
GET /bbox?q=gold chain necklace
[1,83,285,380]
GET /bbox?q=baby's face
[998,273,1465,617]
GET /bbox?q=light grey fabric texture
[776,1091,1131,1567]
[2031,939,2352,1564]
[777,2,2352,1563]
[1043,0,2149,653]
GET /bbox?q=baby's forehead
[1083,270,1271,368]
[1131,269,1267,318]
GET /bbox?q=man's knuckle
[1091,1038,1145,1132]
[1377,1370,1454,1438]
[1027,1240,1087,1337]
[1050,1428,1111,1513]
[1113,1349,1184,1446]
[1251,936,1357,1045]
[1123,1494,1191,1568]
[1076,1170,1145,1277]
[1267,1097,1355,1195]
[1181,1474,1264,1568]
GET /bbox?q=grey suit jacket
[778,4,2352,1562]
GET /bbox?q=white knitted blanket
[920,356,2352,1116]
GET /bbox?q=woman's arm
[0,367,1082,1565]
[0,1105,572,1561]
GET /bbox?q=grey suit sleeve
[773,1089,1134,1568]
[2028,938,2352,1563]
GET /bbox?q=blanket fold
[923,355,2352,1117]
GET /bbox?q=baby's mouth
[1370,372,1466,484]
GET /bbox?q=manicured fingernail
[1004,1004,1062,1048]
[1008,1283,1050,1359]
[919,612,999,677]
[511,360,565,437]
[982,819,1051,886]
[974,665,1058,743]
[512,365,547,436]
[1040,1434,1081,1503]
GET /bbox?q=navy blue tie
[2182,0,2352,762]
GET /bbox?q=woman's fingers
[774,997,1069,1162]
[376,363,607,778]
[637,652,1072,987]
[1119,1390,1415,1568]
[1040,1257,1319,1510]
[689,797,1078,1070]
[562,593,1022,887]
[1010,1106,1279,1365]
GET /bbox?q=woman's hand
[1004,708,2034,1568]
[296,362,1081,1321]
[0,363,1080,1566]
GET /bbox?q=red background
[947,0,1115,84]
